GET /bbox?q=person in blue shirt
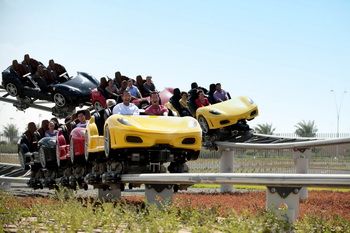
[45,121,58,137]
[126,79,142,100]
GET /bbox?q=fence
[1,133,350,174]
[188,133,350,174]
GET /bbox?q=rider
[112,90,140,115]
[76,110,88,128]
[145,92,169,116]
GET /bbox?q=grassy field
[1,189,350,232]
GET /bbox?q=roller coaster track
[217,133,350,150]
[0,163,28,177]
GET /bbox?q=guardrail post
[219,147,234,192]
[145,184,173,208]
[292,149,311,200]
[266,187,301,224]
[98,185,121,200]
[0,181,11,191]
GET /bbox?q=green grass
[1,189,350,232]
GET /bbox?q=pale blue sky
[0,0,349,134]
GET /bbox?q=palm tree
[2,123,19,142]
[254,123,275,135]
[294,120,318,137]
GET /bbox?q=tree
[254,123,275,135]
[2,123,19,142]
[294,120,318,137]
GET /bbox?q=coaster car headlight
[117,118,132,126]
[209,110,222,115]
[188,120,198,128]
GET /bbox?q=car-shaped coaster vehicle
[55,111,91,189]
[196,96,258,149]
[2,60,99,117]
[84,112,202,190]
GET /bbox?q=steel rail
[216,137,350,150]
[120,173,350,188]
[1,173,350,188]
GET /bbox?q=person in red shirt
[195,90,211,108]
[145,92,169,116]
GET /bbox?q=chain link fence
[1,134,350,174]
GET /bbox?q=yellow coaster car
[196,96,258,147]
[85,109,202,184]
[105,115,201,153]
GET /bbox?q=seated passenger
[112,90,140,115]
[179,91,192,116]
[207,83,217,104]
[195,90,211,108]
[118,80,128,94]
[105,79,120,101]
[45,121,58,137]
[114,71,123,87]
[76,110,88,127]
[143,76,157,97]
[213,83,228,102]
[145,92,169,116]
[169,88,182,114]
[126,79,142,99]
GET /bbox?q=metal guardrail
[120,173,350,188]
[1,173,350,188]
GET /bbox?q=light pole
[330,90,347,138]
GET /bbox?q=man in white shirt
[112,90,140,115]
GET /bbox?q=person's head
[173,88,181,96]
[197,90,205,99]
[191,82,198,89]
[106,99,116,107]
[216,83,222,91]
[107,79,114,86]
[209,83,216,93]
[127,79,134,87]
[150,92,160,106]
[76,110,86,123]
[48,121,55,130]
[121,80,128,89]
[146,76,152,83]
[121,90,132,105]
[180,91,188,99]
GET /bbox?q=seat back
[48,59,68,82]
[97,77,109,98]
[22,54,40,74]
[12,60,30,82]
[36,119,49,139]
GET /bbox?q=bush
[0,143,17,153]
